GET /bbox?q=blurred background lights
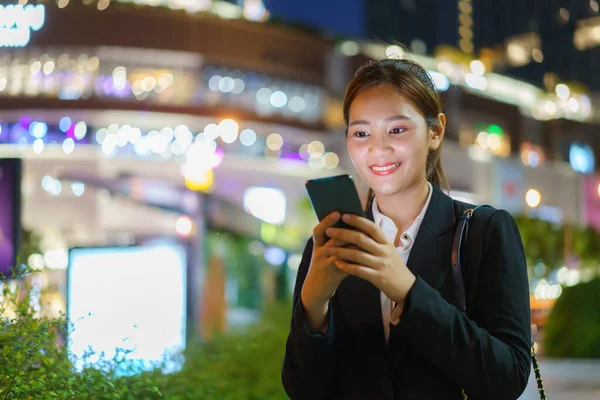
[70,182,85,196]
[307,141,325,158]
[321,152,340,169]
[270,91,287,108]
[264,246,286,266]
[555,84,570,100]
[239,129,257,146]
[59,117,71,132]
[204,123,220,141]
[74,121,87,140]
[184,168,213,192]
[30,121,47,138]
[243,187,286,225]
[33,138,44,154]
[526,189,541,208]
[63,138,75,154]
[175,216,193,237]
[218,119,239,143]
[470,60,485,75]
[266,133,283,150]
[339,40,360,57]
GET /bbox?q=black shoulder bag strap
[451,206,547,400]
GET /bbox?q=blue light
[29,121,47,138]
[569,143,595,174]
[428,70,450,91]
[264,246,286,266]
[59,116,72,132]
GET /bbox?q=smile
[369,162,401,175]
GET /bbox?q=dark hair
[343,58,450,204]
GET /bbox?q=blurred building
[2,0,600,330]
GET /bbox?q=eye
[390,127,406,134]
[352,131,369,138]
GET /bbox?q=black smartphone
[305,174,365,230]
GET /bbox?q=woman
[282,59,532,399]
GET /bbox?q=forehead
[349,83,423,121]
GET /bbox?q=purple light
[281,152,303,161]
[103,77,114,96]
[19,116,32,129]
[66,124,76,139]
[95,76,106,94]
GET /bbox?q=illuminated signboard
[0,4,45,48]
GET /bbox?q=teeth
[371,163,399,172]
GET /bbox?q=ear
[428,113,446,150]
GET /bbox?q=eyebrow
[348,115,412,127]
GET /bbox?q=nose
[368,132,393,156]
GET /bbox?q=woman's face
[346,83,442,198]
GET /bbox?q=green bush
[1,267,292,399]
[544,278,600,358]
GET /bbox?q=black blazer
[282,184,531,399]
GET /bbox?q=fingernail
[342,214,351,222]
[326,228,333,236]
[331,212,340,220]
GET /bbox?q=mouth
[369,162,401,176]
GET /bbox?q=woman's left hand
[323,214,417,305]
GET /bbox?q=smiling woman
[282,58,533,400]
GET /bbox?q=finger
[325,227,381,255]
[324,247,381,270]
[313,212,341,247]
[335,260,377,283]
[341,214,389,245]
[323,237,347,248]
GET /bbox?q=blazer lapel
[386,185,458,374]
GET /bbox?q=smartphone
[305,174,365,230]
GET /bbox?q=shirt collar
[371,181,433,244]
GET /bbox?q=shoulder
[452,200,519,236]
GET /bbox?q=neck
[374,179,430,233]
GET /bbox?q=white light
[555,84,570,100]
[30,60,41,74]
[428,70,450,91]
[30,121,47,138]
[309,157,323,169]
[264,247,286,266]
[256,88,272,104]
[239,129,257,146]
[218,119,239,143]
[41,175,53,191]
[208,75,221,91]
[266,133,283,150]
[465,73,488,90]
[243,187,286,225]
[28,253,44,269]
[470,60,485,75]
[59,116,71,132]
[71,182,85,196]
[526,189,541,208]
[231,78,245,94]
[175,125,193,148]
[243,0,268,21]
[42,60,54,75]
[288,96,306,112]
[95,128,108,144]
[488,134,501,151]
[33,138,44,154]
[0,4,46,48]
[386,45,404,59]
[218,76,235,93]
[129,127,142,144]
[204,123,220,141]
[74,121,87,140]
[322,152,340,169]
[568,97,579,112]
[339,40,360,57]
[270,91,287,108]
[44,248,68,270]
[102,134,117,155]
[49,179,62,196]
[545,101,557,116]
[565,269,580,287]
[63,138,75,154]
[175,216,193,237]
[308,141,325,157]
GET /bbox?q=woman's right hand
[300,212,349,332]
